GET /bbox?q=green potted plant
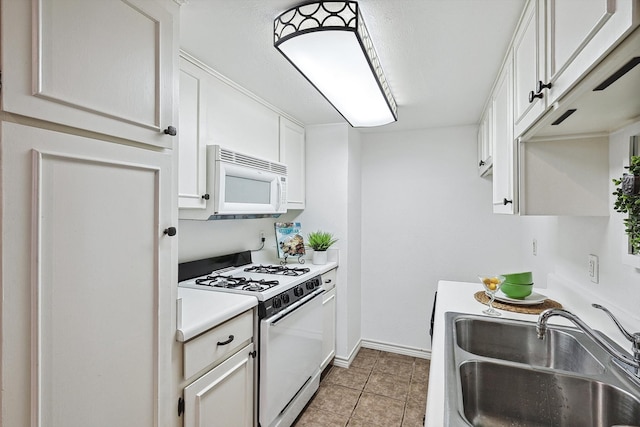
[613,155,640,254]
[307,230,338,265]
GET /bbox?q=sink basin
[444,313,640,426]
[460,360,640,427]
[455,317,604,375]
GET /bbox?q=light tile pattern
[294,349,431,427]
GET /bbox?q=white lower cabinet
[181,309,256,427]
[1,121,176,427]
[183,343,255,427]
[321,269,337,370]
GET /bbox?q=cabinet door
[492,56,517,214]
[0,122,176,427]
[513,0,546,138]
[545,0,638,105]
[321,288,337,370]
[184,343,255,427]
[279,117,306,209]
[179,57,209,210]
[1,0,178,148]
[477,106,493,177]
[204,66,280,161]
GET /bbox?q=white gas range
[178,251,326,427]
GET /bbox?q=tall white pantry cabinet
[0,1,180,427]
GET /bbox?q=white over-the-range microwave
[180,145,288,220]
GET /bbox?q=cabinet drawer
[321,269,337,292]
[184,309,253,380]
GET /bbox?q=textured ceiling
[180,0,526,132]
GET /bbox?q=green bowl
[501,282,533,299]
[502,271,533,285]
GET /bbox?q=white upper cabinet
[1,0,178,149]
[519,135,610,216]
[513,0,639,138]
[513,0,546,138]
[491,54,517,215]
[178,57,209,210]
[279,117,306,209]
[545,0,638,106]
[177,53,307,217]
[194,55,280,162]
[477,104,493,177]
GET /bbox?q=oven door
[259,289,323,427]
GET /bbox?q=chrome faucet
[537,304,640,379]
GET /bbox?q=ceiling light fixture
[274,1,397,127]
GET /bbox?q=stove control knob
[273,298,282,309]
[306,281,314,290]
[281,294,290,304]
[294,287,303,297]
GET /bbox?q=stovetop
[178,251,335,318]
[177,251,318,301]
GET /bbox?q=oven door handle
[267,288,325,325]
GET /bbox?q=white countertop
[425,277,639,426]
[176,288,257,342]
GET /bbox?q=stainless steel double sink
[444,312,640,426]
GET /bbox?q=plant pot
[622,174,640,195]
[312,250,328,265]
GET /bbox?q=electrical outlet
[588,254,599,283]
[532,239,537,256]
[259,231,265,241]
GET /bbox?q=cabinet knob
[202,193,210,200]
[528,90,543,103]
[163,126,177,136]
[163,227,177,236]
[536,80,552,93]
[503,198,513,205]
[479,160,486,167]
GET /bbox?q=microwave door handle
[276,178,282,210]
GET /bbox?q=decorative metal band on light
[274,1,397,127]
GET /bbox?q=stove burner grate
[194,274,280,291]
[244,264,310,276]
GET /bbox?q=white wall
[295,123,362,362]
[346,126,363,358]
[520,120,640,324]
[360,125,525,352]
[178,212,301,263]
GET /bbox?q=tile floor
[294,348,431,427]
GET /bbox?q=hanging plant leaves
[613,155,640,254]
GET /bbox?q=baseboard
[332,339,431,368]
[332,341,362,368]
[361,339,431,360]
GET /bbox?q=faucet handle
[591,304,639,344]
